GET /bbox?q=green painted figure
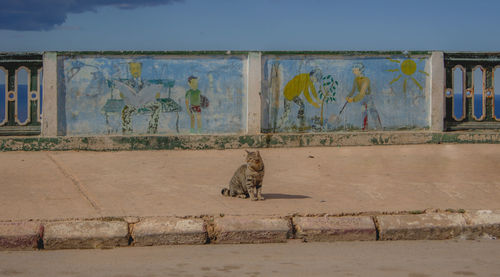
[185,76,202,133]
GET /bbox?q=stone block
[377,213,466,240]
[43,220,129,249]
[213,216,290,244]
[132,218,207,246]
[0,222,43,250]
[294,216,376,242]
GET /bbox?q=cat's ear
[245,150,251,154]
[256,150,261,156]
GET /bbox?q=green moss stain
[151,136,189,150]
[60,50,249,56]
[262,50,431,56]
[238,136,255,147]
[214,136,234,149]
[2,131,500,151]
[267,136,280,146]
[438,133,460,143]
[130,137,152,150]
[445,208,466,213]
[408,210,425,215]
[21,138,39,151]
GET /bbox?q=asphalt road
[1,240,499,277]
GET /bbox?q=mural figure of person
[281,69,322,130]
[185,76,203,133]
[119,62,161,134]
[346,63,382,131]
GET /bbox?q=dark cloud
[0,0,183,31]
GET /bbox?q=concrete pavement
[2,241,500,277]
[1,144,500,249]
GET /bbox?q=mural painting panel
[262,56,430,132]
[61,56,246,135]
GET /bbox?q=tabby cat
[221,150,265,201]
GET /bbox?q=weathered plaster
[247,52,261,134]
[42,52,58,136]
[2,131,500,152]
[431,52,445,131]
[261,55,431,133]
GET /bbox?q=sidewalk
[1,144,500,249]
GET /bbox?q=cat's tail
[221,188,230,197]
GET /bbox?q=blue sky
[0,0,498,51]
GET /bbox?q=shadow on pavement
[262,193,311,199]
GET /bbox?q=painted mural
[60,56,246,135]
[262,56,430,132]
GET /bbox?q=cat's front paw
[257,195,265,201]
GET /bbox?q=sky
[0,0,499,52]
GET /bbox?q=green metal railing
[444,53,500,131]
[0,53,43,136]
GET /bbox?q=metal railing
[0,53,43,135]
[444,53,500,130]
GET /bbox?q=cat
[221,150,265,201]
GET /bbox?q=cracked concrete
[46,153,101,212]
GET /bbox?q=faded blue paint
[262,56,431,132]
[473,67,483,119]
[60,56,246,135]
[16,69,29,124]
[453,67,464,119]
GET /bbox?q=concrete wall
[261,55,431,133]
[57,54,247,136]
[38,51,443,137]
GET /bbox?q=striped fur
[221,150,265,201]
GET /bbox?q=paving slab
[32,144,500,219]
[0,152,100,221]
[212,216,290,244]
[293,216,376,242]
[1,144,500,221]
[132,217,207,246]
[377,213,467,240]
[43,220,129,250]
[0,222,43,250]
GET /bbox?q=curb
[132,218,207,246]
[293,216,376,242]
[0,222,43,250]
[43,220,129,250]
[1,210,499,251]
[211,216,290,244]
[377,213,466,240]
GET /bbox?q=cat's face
[245,150,263,170]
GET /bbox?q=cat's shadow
[262,193,311,200]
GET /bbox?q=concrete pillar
[246,52,262,134]
[430,51,445,132]
[42,52,58,136]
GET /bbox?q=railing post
[42,52,58,136]
[247,52,262,134]
[430,51,445,131]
